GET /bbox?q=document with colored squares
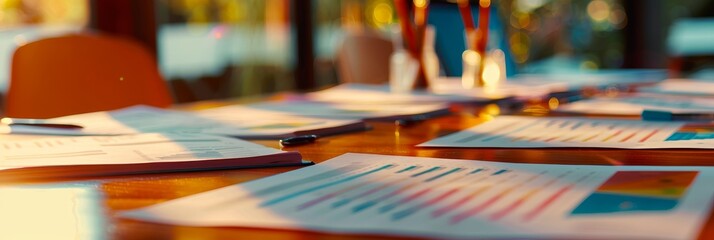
[121,153,714,240]
[419,116,714,149]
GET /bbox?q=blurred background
[0,0,713,105]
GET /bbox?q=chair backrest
[336,30,394,84]
[5,33,173,118]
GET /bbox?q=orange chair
[5,33,173,118]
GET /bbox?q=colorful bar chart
[123,153,714,240]
[254,162,703,227]
[419,116,714,149]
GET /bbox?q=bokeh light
[587,0,611,22]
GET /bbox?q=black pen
[395,115,428,127]
[280,134,318,147]
[1,117,84,129]
[642,110,714,121]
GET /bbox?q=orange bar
[475,0,491,53]
[412,0,431,88]
[457,0,476,50]
[475,0,491,85]
[394,0,417,56]
[413,0,430,57]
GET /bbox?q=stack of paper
[240,101,450,121]
[305,83,485,104]
[306,73,664,106]
[0,133,306,179]
[3,105,367,139]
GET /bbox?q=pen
[394,0,416,57]
[0,117,84,129]
[395,115,428,127]
[280,134,318,147]
[642,110,714,121]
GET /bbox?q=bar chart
[420,116,714,149]
[122,153,714,240]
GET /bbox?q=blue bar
[666,132,695,141]
[397,166,417,173]
[470,168,484,174]
[392,206,419,220]
[492,169,509,175]
[261,164,394,207]
[456,134,487,143]
[482,124,532,142]
[425,168,463,182]
[379,203,398,213]
[411,166,442,177]
[332,199,351,208]
[545,120,557,127]
[694,133,714,140]
[352,200,378,213]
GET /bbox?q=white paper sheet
[0,133,302,177]
[555,93,714,115]
[121,153,714,240]
[3,105,364,139]
[511,69,666,90]
[239,101,450,120]
[419,116,714,149]
[305,83,486,104]
[639,79,714,96]
[307,72,664,105]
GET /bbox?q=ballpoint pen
[0,117,84,129]
[280,134,318,147]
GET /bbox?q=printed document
[122,153,714,240]
[419,116,714,149]
[3,105,365,139]
[556,93,714,116]
[0,133,303,178]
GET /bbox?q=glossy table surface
[1,101,713,240]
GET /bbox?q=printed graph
[122,153,714,240]
[419,116,714,149]
[469,119,670,144]
[254,162,594,225]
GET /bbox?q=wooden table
[1,104,713,240]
